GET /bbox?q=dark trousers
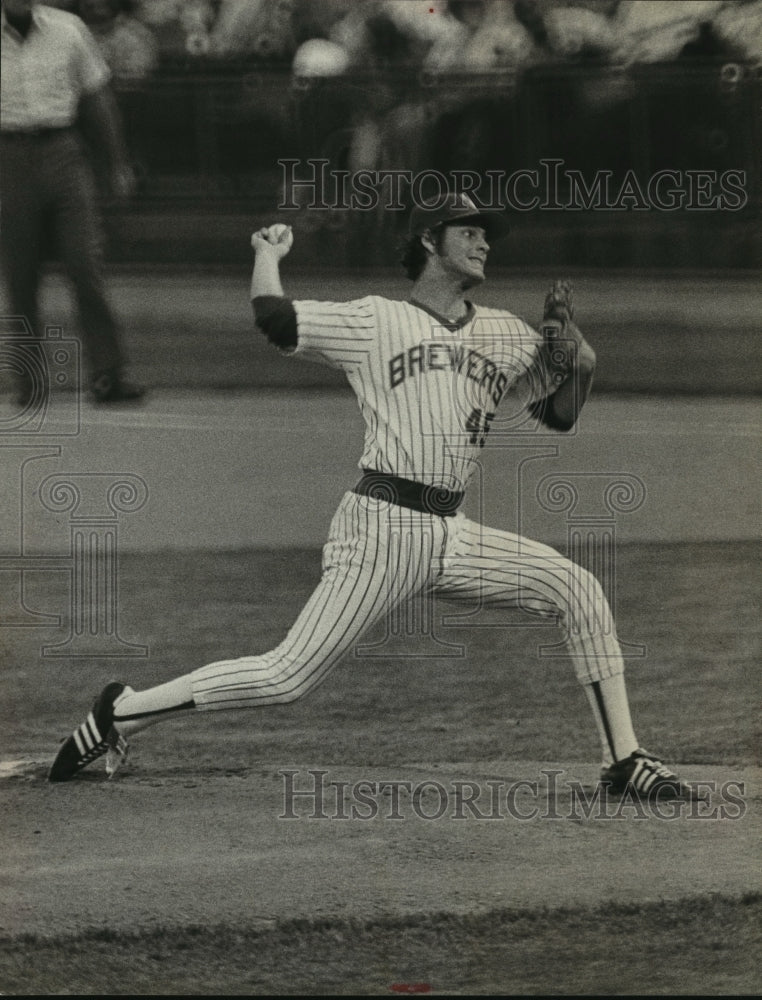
[0,128,124,383]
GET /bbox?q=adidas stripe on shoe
[49,682,132,782]
[600,748,705,802]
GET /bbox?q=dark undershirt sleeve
[527,393,573,432]
[252,296,298,351]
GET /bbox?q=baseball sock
[113,676,195,737]
[583,675,639,766]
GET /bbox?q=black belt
[353,470,464,517]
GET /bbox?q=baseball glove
[543,279,574,327]
[528,278,580,429]
[539,278,578,385]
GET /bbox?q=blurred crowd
[36,0,760,247]
[44,0,762,82]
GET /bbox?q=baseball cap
[408,191,509,241]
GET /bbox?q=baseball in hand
[266,223,293,249]
[251,223,294,257]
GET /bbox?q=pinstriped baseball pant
[191,492,624,710]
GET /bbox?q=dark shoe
[91,373,145,404]
[600,748,706,802]
[49,681,132,781]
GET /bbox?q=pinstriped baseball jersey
[292,296,557,493]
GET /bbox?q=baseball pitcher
[50,192,702,802]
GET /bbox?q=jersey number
[466,408,495,447]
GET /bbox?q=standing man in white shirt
[0,0,144,404]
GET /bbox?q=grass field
[3,542,760,765]
[2,895,760,995]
